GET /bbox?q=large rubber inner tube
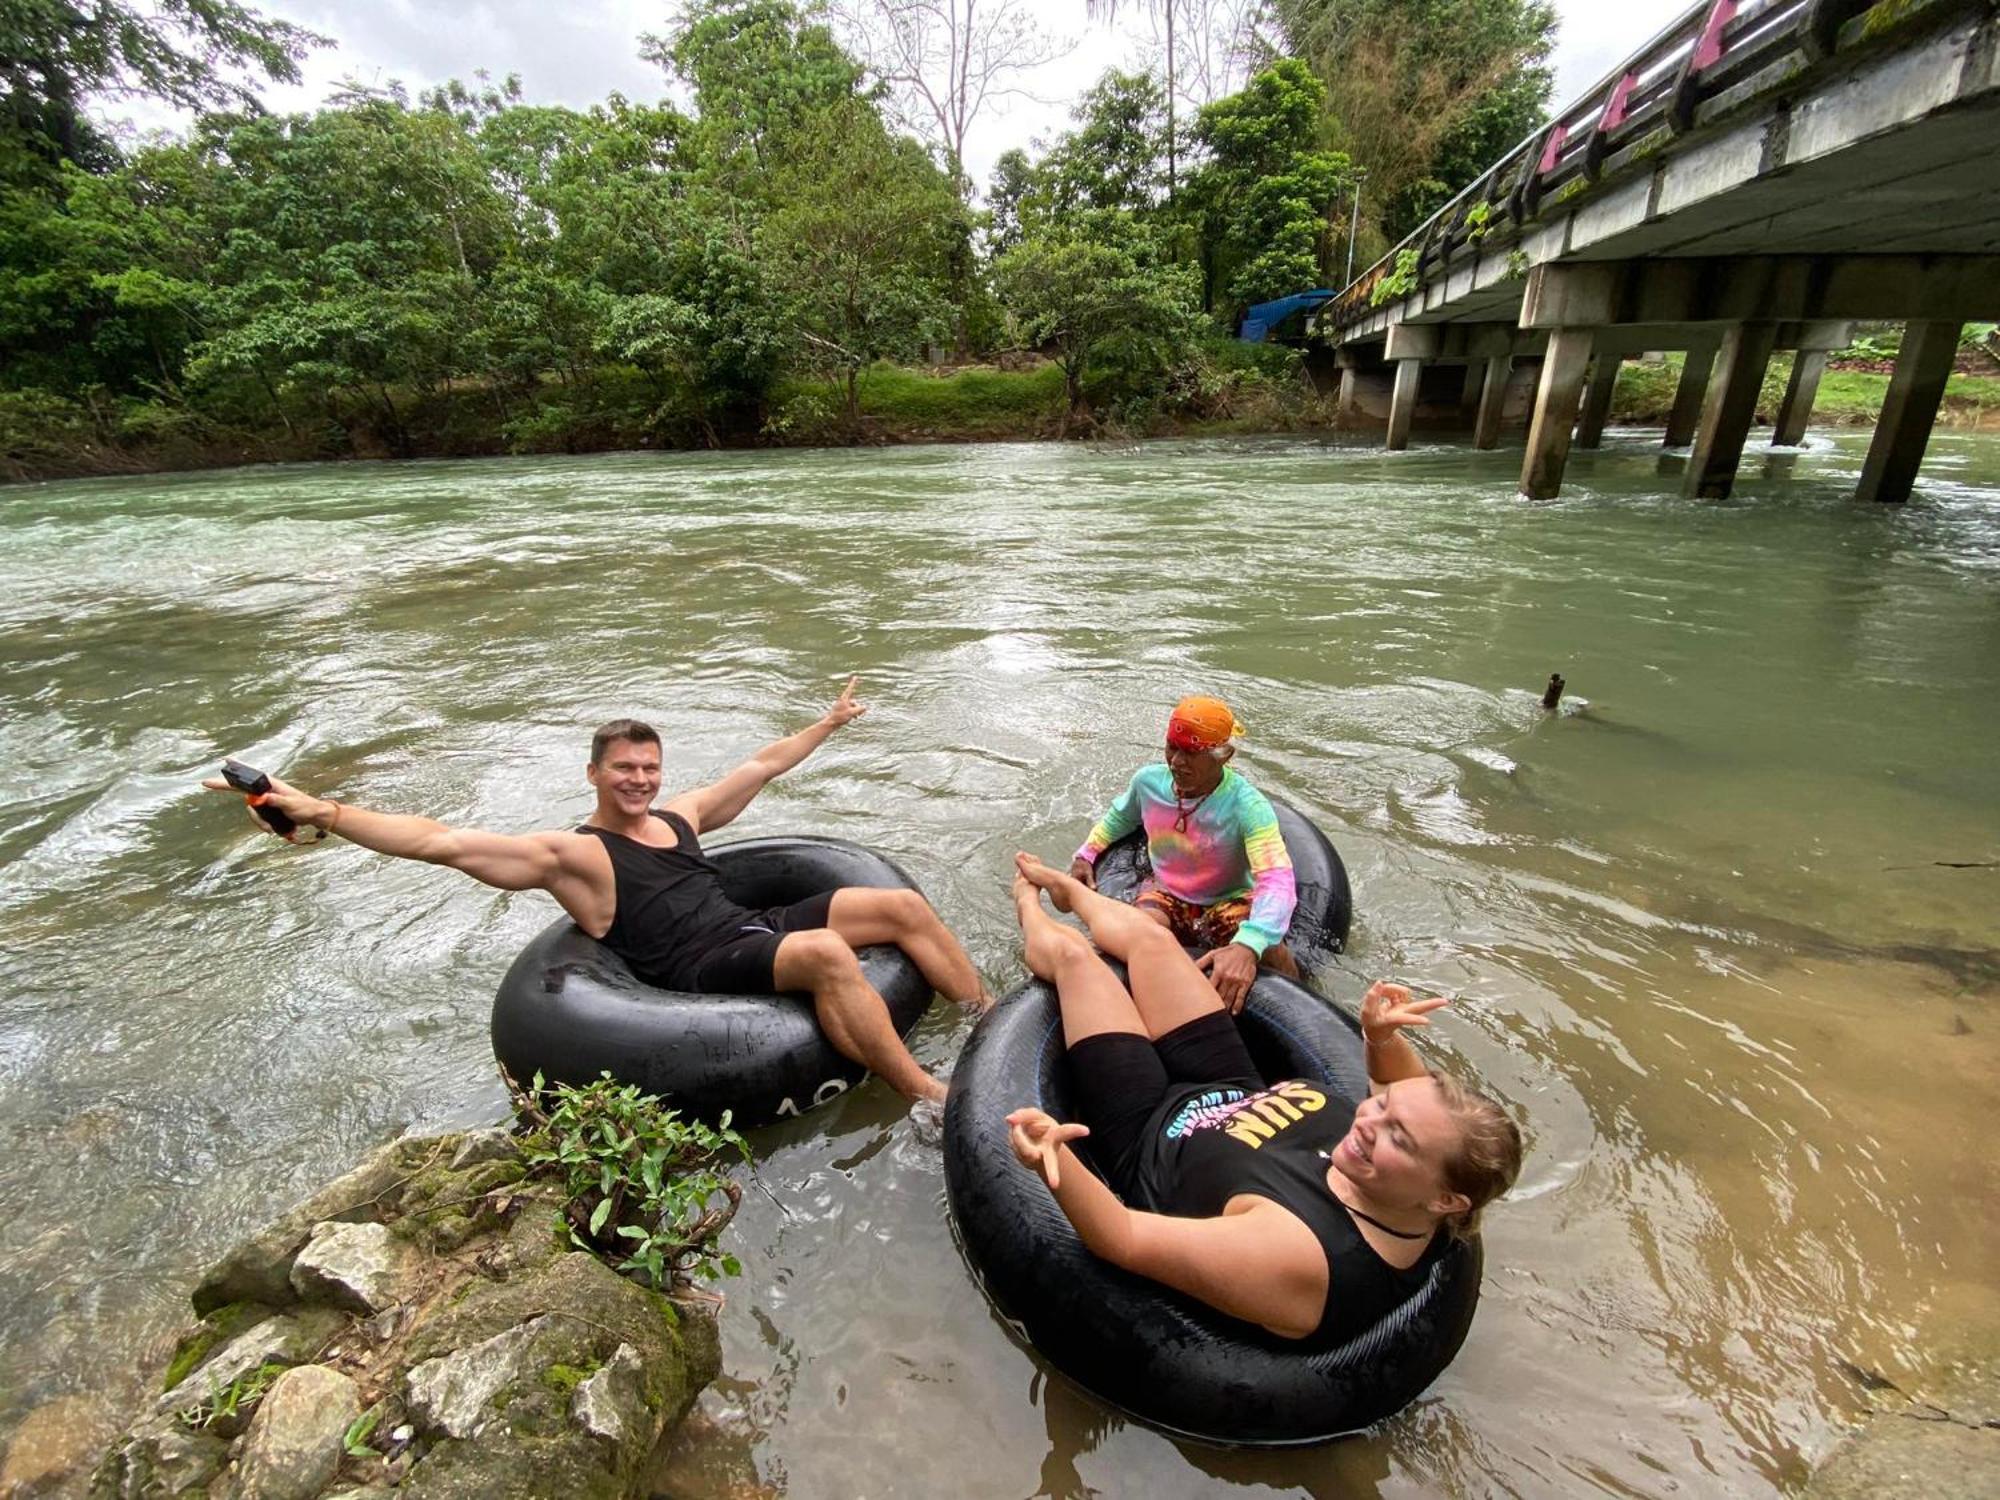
[943,973,1482,1446]
[1090,797,1352,970]
[491,836,932,1129]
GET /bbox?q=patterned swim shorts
[1132,883,1252,951]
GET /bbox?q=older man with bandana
[1068,696,1299,1013]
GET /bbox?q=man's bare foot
[1013,852,1077,913]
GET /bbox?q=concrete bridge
[1318,0,2000,501]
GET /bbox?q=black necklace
[1320,1150,1432,1240]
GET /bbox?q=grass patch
[1611,354,2000,429]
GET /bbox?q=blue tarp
[1238,289,1336,343]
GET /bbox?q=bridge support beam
[1387,361,1422,449]
[1336,364,1359,419]
[1772,351,1826,447]
[1663,345,1714,447]
[1474,355,1512,449]
[1685,322,1777,499]
[1383,324,1438,452]
[1856,320,1963,504]
[1575,357,1621,449]
[1520,327,1594,499]
[1459,363,1487,422]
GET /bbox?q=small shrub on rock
[516,1073,750,1295]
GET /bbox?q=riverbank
[13,353,1994,486]
[0,349,1327,485]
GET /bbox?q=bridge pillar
[1575,357,1621,449]
[1386,362,1424,449]
[1520,327,1595,499]
[1337,364,1359,419]
[1685,322,1777,499]
[1856,320,1963,504]
[1772,351,1827,447]
[1384,324,1438,452]
[1459,363,1486,422]
[1663,343,1715,447]
[1474,355,1512,449]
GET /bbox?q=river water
[1,430,1996,1496]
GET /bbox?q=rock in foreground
[84,1130,720,1500]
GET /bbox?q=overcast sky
[107,0,1697,193]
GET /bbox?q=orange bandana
[1166,696,1241,751]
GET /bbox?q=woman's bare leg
[1012,874,1147,1049]
[1014,854,1227,1040]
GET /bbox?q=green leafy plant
[179,1362,285,1431]
[1464,200,1493,243]
[342,1407,382,1458]
[516,1072,750,1293]
[1369,247,1421,307]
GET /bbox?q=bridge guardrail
[1321,0,1982,337]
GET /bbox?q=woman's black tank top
[1133,1080,1443,1345]
[576,810,755,991]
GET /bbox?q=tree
[645,0,868,174]
[1082,0,1259,199]
[0,0,323,184]
[1258,0,1554,247]
[826,0,1063,184]
[761,103,957,430]
[992,214,1198,428]
[1185,58,1350,311]
[1033,70,1170,223]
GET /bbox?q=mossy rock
[161,1300,275,1392]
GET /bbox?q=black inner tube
[491,836,933,1128]
[1088,796,1353,968]
[943,974,1483,1446]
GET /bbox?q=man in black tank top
[204,679,989,1104]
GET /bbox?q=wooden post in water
[1460,362,1487,424]
[1520,327,1595,499]
[1855,320,1963,503]
[1663,343,1715,447]
[1685,322,1776,498]
[1772,349,1827,447]
[1575,357,1621,449]
[1384,323,1437,453]
[1474,354,1513,450]
[1541,673,1566,710]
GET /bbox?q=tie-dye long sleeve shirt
[1073,765,1297,955]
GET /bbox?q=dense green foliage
[1260,0,1555,246]
[521,1071,750,1294]
[0,0,1558,477]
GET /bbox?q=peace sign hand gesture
[1005,1107,1090,1190]
[1360,981,1449,1046]
[822,675,868,730]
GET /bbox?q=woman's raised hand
[1360,981,1448,1045]
[1005,1107,1090,1190]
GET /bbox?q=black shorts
[1065,1012,1262,1200]
[687,892,837,996]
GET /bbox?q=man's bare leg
[1012,875,1148,1048]
[773,929,945,1103]
[1261,943,1300,980]
[826,887,993,1008]
[1014,854,1224,1041]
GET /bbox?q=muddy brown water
[1,430,1996,1496]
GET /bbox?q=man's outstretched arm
[203,773,571,892]
[669,677,867,835]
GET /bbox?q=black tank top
[1133,1080,1443,1345]
[576,810,756,990]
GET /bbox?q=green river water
[1,429,1996,1497]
